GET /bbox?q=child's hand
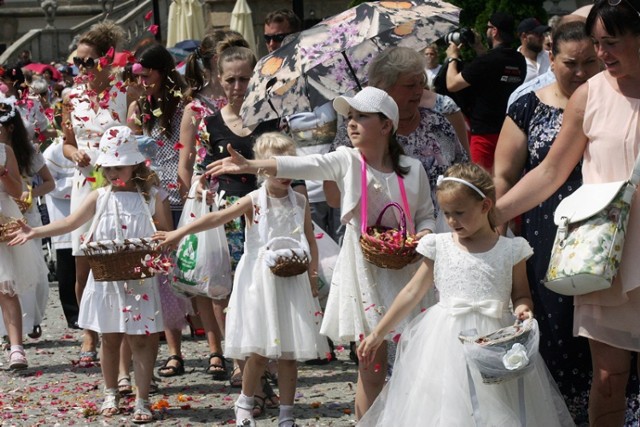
[514,304,533,321]
[205,144,249,178]
[153,230,182,250]
[7,220,34,246]
[357,332,384,367]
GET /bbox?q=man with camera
[445,12,526,171]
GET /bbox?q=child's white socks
[279,404,295,426]
[235,393,254,424]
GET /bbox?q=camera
[443,28,475,46]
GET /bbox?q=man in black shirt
[445,12,526,171]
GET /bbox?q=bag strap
[629,150,640,187]
[360,153,414,234]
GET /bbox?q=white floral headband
[0,96,17,124]
[436,175,486,199]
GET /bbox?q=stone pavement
[0,286,358,426]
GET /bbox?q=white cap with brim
[96,126,147,167]
[333,86,399,132]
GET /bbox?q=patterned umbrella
[241,0,460,128]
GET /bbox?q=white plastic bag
[173,184,232,299]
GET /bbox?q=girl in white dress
[0,98,53,340]
[207,87,436,418]
[0,134,45,370]
[154,133,327,427]
[357,163,574,426]
[10,126,171,424]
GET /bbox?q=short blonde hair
[254,132,297,159]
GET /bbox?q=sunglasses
[607,0,640,16]
[73,56,97,69]
[263,33,291,43]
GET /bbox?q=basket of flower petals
[0,215,24,243]
[360,202,418,270]
[81,238,161,281]
[459,317,539,384]
[13,199,31,214]
[264,236,310,277]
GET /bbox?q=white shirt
[518,47,551,84]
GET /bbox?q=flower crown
[0,96,17,124]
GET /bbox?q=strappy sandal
[79,350,98,364]
[229,365,243,388]
[131,398,153,424]
[100,388,120,417]
[235,398,256,427]
[262,376,280,409]
[278,418,298,427]
[206,352,228,381]
[9,349,28,370]
[149,375,160,395]
[117,376,133,396]
[27,324,42,339]
[252,394,266,418]
[157,354,185,377]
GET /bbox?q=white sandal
[8,349,28,370]
[278,417,298,427]
[131,398,153,424]
[235,399,256,427]
[100,388,120,417]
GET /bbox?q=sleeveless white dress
[359,234,574,426]
[68,84,127,255]
[224,187,329,361]
[0,144,46,296]
[77,188,163,335]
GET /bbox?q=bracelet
[446,57,461,64]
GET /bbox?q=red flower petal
[148,24,159,35]
[144,10,153,21]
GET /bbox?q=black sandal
[206,352,228,381]
[262,375,279,409]
[157,355,185,377]
[252,394,266,418]
[28,325,42,339]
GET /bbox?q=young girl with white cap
[9,126,171,424]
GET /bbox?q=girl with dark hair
[128,42,192,390]
[0,98,49,370]
[206,86,436,419]
[0,98,54,341]
[496,1,640,424]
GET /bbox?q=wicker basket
[14,199,31,214]
[265,237,310,277]
[82,238,159,281]
[0,216,23,243]
[459,318,537,384]
[360,202,418,270]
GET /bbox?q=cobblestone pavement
[0,287,358,426]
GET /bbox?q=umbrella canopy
[230,0,257,54]
[240,0,460,128]
[167,0,206,48]
[22,63,62,81]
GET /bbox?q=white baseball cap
[333,86,399,132]
[96,126,147,167]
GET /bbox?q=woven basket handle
[374,202,408,239]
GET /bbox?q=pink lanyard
[360,153,415,235]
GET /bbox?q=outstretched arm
[9,190,99,245]
[205,144,277,178]
[357,258,434,367]
[153,194,253,250]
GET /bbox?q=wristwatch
[446,57,461,64]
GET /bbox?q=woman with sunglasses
[496,1,640,424]
[61,20,128,365]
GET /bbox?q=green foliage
[449,0,548,34]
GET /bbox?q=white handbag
[544,153,640,296]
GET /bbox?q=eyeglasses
[73,56,97,69]
[263,33,291,43]
[607,0,640,17]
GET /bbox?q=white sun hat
[96,126,147,167]
[333,86,399,132]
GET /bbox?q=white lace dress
[77,188,164,335]
[224,187,329,361]
[0,144,46,297]
[0,151,49,336]
[68,84,127,255]
[359,234,574,426]
[321,167,435,343]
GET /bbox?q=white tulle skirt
[224,248,329,361]
[358,304,575,427]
